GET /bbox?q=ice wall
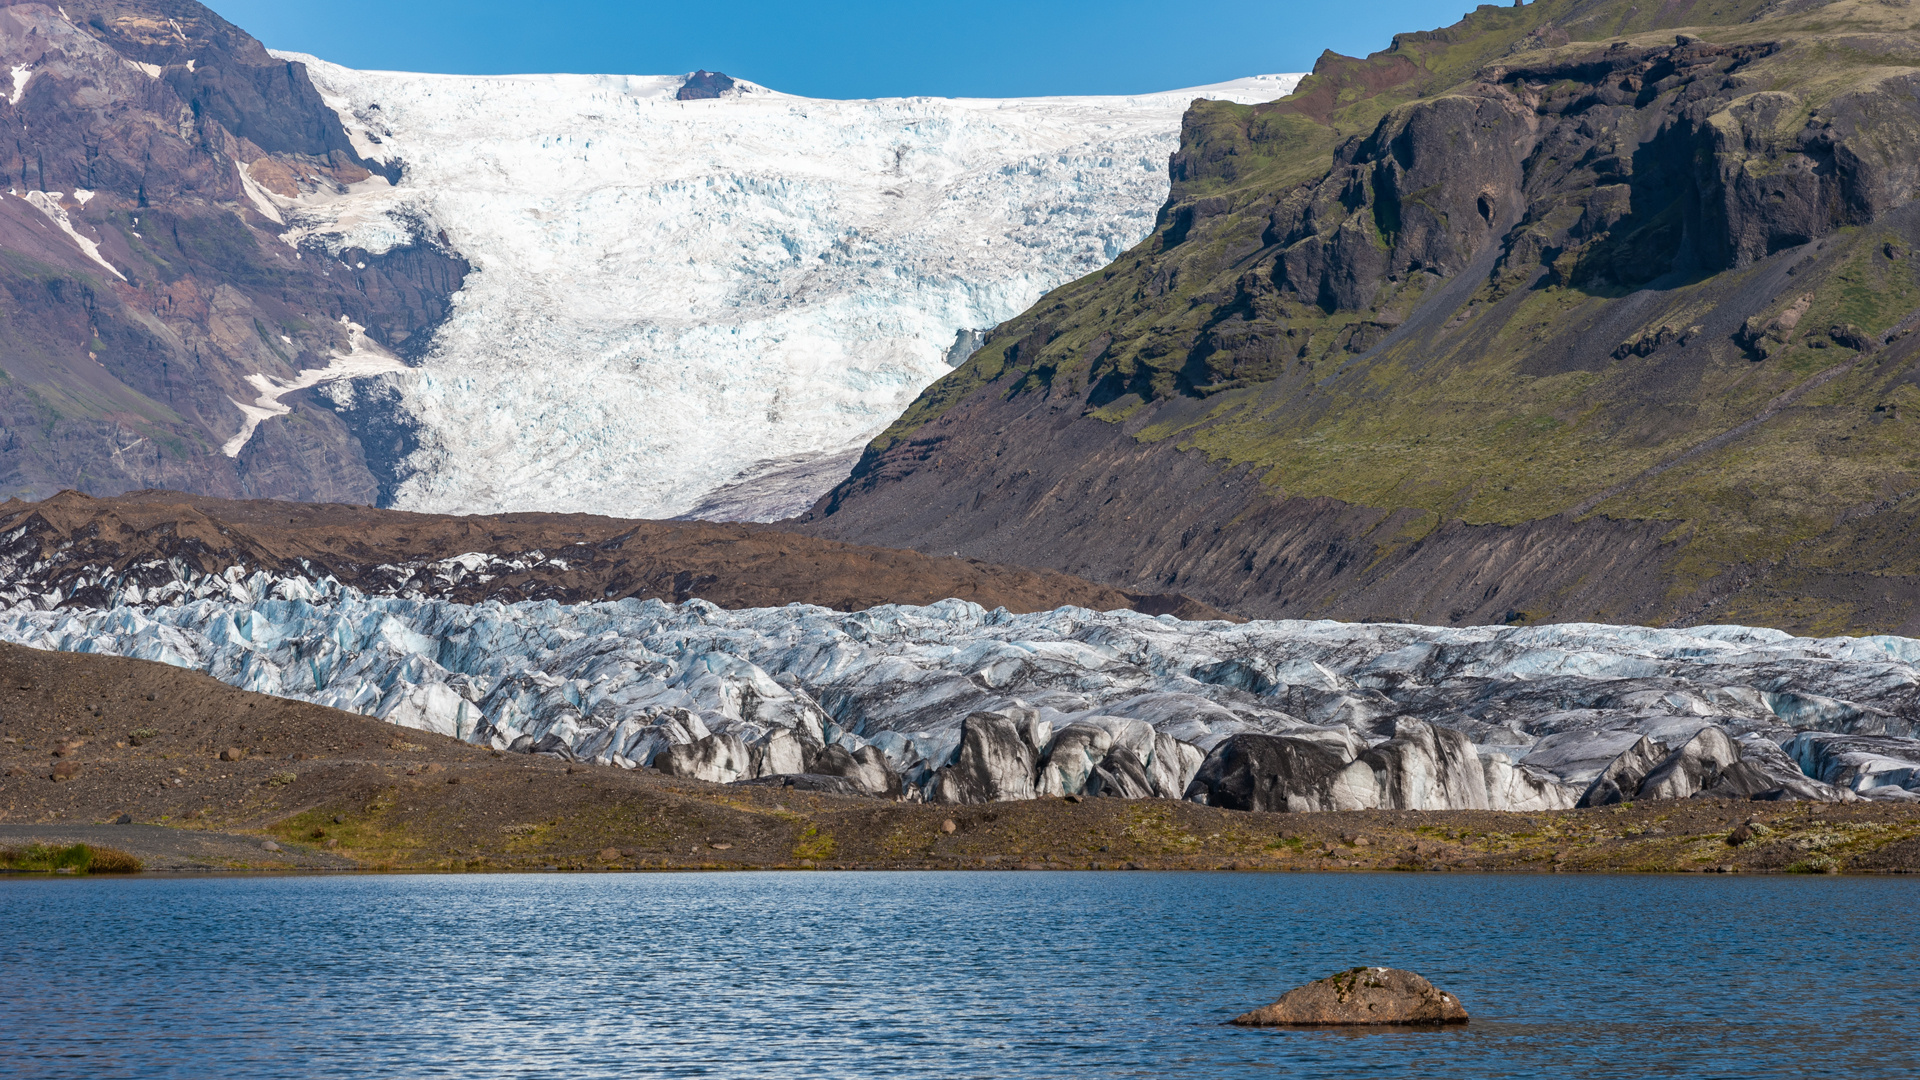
[5,585,1920,800]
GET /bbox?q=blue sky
[212,1,1482,99]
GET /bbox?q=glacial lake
[4,871,1916,1079]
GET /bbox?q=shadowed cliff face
[800,0,1920,636]
[0,0,467,504]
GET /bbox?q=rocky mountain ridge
[0,0,469,504]
[798,0,1920,638]
[0,489,1223,616]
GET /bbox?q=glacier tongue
[5,584,1920,803]
[276,57,1301,519]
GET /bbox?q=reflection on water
[2,871,1916,1078]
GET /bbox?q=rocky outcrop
[676,70,736,100]
[798,1,1920,638]
[0,1,468,504]
[1231,968,1468,1027]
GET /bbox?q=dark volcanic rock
[676,70,736,100]
[1231,967,1469,1026]
[0,1,468,504]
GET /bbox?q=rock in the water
[1183,732,1378,812]
[929,711,1037,804]
[1231,967,1469,1026]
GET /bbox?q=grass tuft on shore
[1,843,144,874]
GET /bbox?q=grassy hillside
[838,0,1920,634]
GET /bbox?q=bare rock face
[0,1,470,505]
[675,70,736,101]
[1232,967,1469,1026]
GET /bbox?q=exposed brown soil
[0,489,1229,617]
[4,642,1918,875]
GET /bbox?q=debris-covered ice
[3,580,1919,809]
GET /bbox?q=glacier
[259,59,1302,520]
[5,576,1920,807]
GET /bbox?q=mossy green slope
[838,0,1920,633]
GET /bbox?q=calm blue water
[2,871,1915,1078]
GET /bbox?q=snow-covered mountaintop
[272,58,1302,520]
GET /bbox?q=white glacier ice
[268,57,1302,519]
[4,578,1920,803]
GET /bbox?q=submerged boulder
[1231,967,1469,1026]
